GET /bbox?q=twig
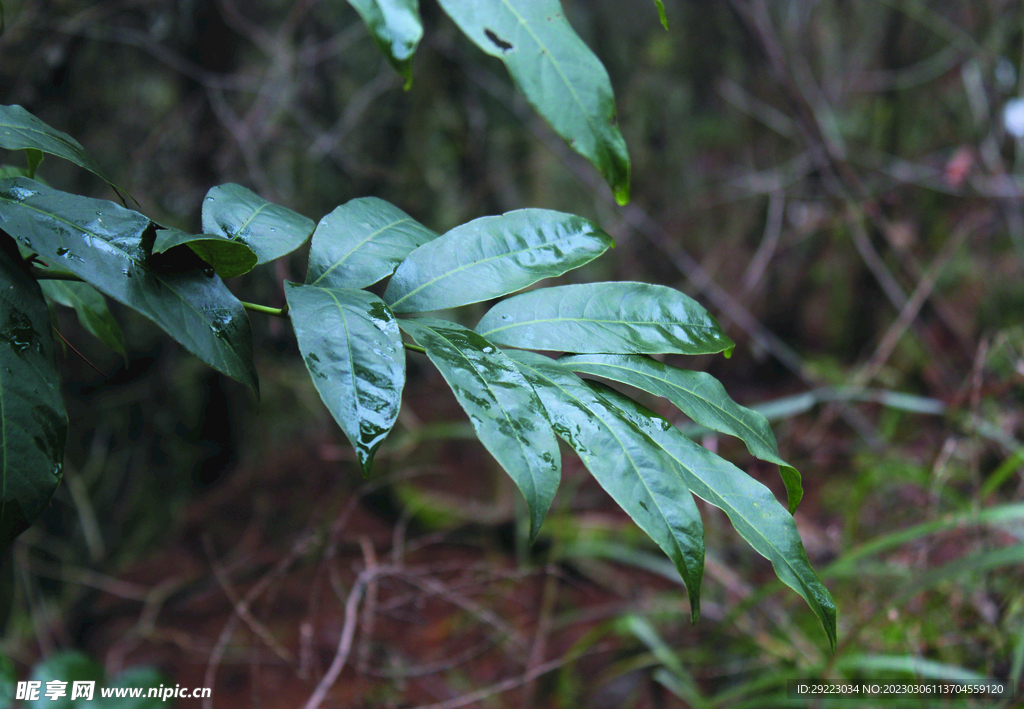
[356,537,379,676]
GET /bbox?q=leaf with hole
[39,280,126,357]
[560,354,802,512]
[307,197,438,290]
[286,283,405,474]
[153,227,258,279]
[477,282,734,356]
[347,0,423,88]
[0,177,258,393]
[400,319,560,540]
[434,0,631,203]
[0,245,67,548]
[202,183,315,265]
[506,350,704,618]
[385,209,613,313]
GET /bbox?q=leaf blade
[347,0,423,88]
[202,183,315,265]
[400,319,560,540]
[434,0,630,202]
[39,280,126,357]
[307,197,438,290]
[477,282,735,356]
[153,227,259,279]
[560,354,802,512]
[385,209,613,313]
[285,284,405,474]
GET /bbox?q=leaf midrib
[0,119,98,171]
[311,216,412,286]
[481,317,723,337]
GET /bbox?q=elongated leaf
[0,245,66,547]
[435,0,631,203]
[560,354,802,512]
[385,209,613,313]
[0,105,117,190]
[285,284,404,474]
[505,350,704,618]
[153,227,258,279]
[202,183,315,265]
[39,280,126,357]
[477,282,734,356]
[0,178,258,393]
[654,0,668,29]
[348,0,423,88]
[307,197,437,290]
[598,384,837,651]
[400,319,560,540]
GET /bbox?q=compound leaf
[561,354,802,512]
[202,183,315,265]
[153,227,258,279]
[400,318,559,540]
[385,209,613,313]
[0,245,67,548]
[603,385,837,651]
[477,282,734,356]
[39,280,126,358]
[347,0,423,88]
[506,350,704,618]
[307,197,437,290]
[434,0,631,203]
[285,284,405,474]
[0,178,258,393]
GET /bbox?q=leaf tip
[613,184,630,206]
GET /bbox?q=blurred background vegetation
[2,0,1024,707]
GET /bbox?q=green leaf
[306,197,437,290]
[384,209,613,313]
[477,282,735,356]
[285,283,405,474]
[39,280,126,357]
[654,0,668,30]
[0,105,118,192]
[560,354,802,512]
[598,384,837,651]
[505,350,704,618]
[434,0,631,203]
[0,656,14,709]
[153,227,258,279]
[400,319,560,540]
[25,149,42,179]
[347,0,423,89]
[26,651,103,709]
[202,183,315,265]
[94,666,168,709]
[0,178,258,394]
[0,246,67,547]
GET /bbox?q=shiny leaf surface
[384,209,613,313]
[477,282,734,356]
[286,284,405,474]
[602,385,837,651]
[0,178,258,393]
[347,0,423,88]
[434,0,631,203]
[39,280,126,357]
[202,183,315,265]
[506,350,704,617]
[307,197,437,290]
[153,227,258,279]
[0,246,66,547]
[561,354,802,512]
[400,319,560,540]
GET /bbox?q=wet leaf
[39,280,126,357]
[307,197,437,290]
[506,350,704,617]
[347,0,423,88]
[0,245,66,548]
[477,282,734,356]
[560,354,802,512]
[202,183,315,265]
[25,652,102,708]
[385,209,613,313]
[435,0,631,203]
[0,177,258,393]
[400,319,560,540]
[153,227,258,279]
[286,284,405,474]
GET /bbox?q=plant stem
[404,343,426,354]
[241,301,288,318]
